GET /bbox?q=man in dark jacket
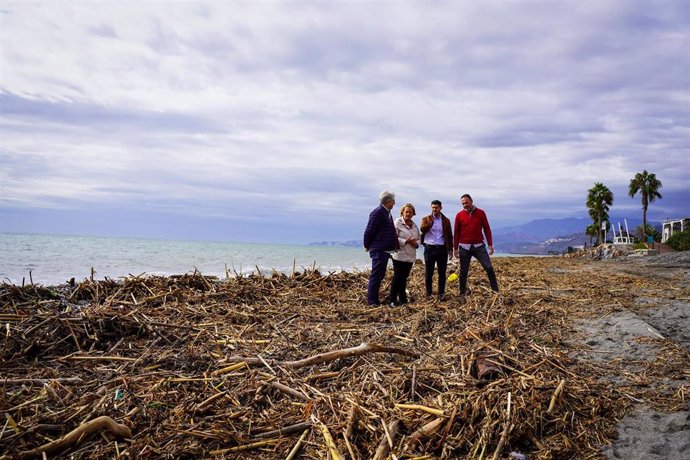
[420,199,453,300]
[363,190,398,305]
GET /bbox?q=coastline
[1,231,550,287]
[1,253,687,458]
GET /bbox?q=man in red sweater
[453,194,499,295]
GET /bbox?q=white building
[661,218,689,243]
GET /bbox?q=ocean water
[0,233,374,286]
[1,233,536,287]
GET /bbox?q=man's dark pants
[367,250,391,305]
[424,244,448,297]
[458,244,499,294]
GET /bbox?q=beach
[1,253,688,458]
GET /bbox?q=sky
[1,0,688,244]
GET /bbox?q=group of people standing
[363,191,499,306]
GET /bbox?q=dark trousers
[367,250,391,305]
[389,259,413,305]
[458,244,499,294]
[424,245,448,297]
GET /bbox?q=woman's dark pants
[389,259,413,305]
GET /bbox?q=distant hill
[493,216,650,243]
[493,217,590,243]
[494,232,588,255]
[308,240,360,248]
[310,216,659,254]
[492,215,658,254]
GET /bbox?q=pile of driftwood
[1,257,686,458]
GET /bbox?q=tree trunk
[598,211,603,245]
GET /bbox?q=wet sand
[569,252,689,459]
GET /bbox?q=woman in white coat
[389,203,420,306]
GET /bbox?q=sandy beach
[571,253,689,459]
[1,252,688,459]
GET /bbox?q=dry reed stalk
[1,257,686,458]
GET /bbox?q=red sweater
[453,207,493,248]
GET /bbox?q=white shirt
[392,217,421,263]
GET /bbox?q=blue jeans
[458,244,499,294]
[367,250,391,305]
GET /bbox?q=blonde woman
[389,203,420,306]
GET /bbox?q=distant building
[661,218,690,243]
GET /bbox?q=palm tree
[585,223,599,247]
[628,170,663,241]
[586,182,614,245]
[634,224,660,242]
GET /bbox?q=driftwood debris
[227,341,419,369]
[3,416,131,460]
[1,257,688,458]
[373,419,399,460]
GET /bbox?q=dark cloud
[0,93,222,134]
[1,1,688,242]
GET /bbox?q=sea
[1,233,533,287]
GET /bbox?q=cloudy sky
[1,0,688,244]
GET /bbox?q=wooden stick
[209,439,279,455]
[491,392,512,460]
[11,416,131,459]
[342,428,357,460]
[406,417,445,448]
[212,361,248,375]
[345,402,358,441]
[435,404,458,451]
[305,371,340,382]
[547,379,566,414]
[319,423,344,460]
[193,391,227,412]
[254,421,312,439]
[395,403,445,417]
[373,419,399,460]
[1,377,83,385]
[62,355,137,362]
[526,430,545,450]
[285,428,309,460]
[269,381,311,401]
[228,342,419,370]
[410,364,417,401]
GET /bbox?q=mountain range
[310,216,658,254]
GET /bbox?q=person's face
[461,197,473,211]
[384,199,395,210]
[402,207,414,220]
[431,203,442,216]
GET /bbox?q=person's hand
[489,245,494,255]
[453,249,459,258]
[407,237,419,248]
[365,247,369,252]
